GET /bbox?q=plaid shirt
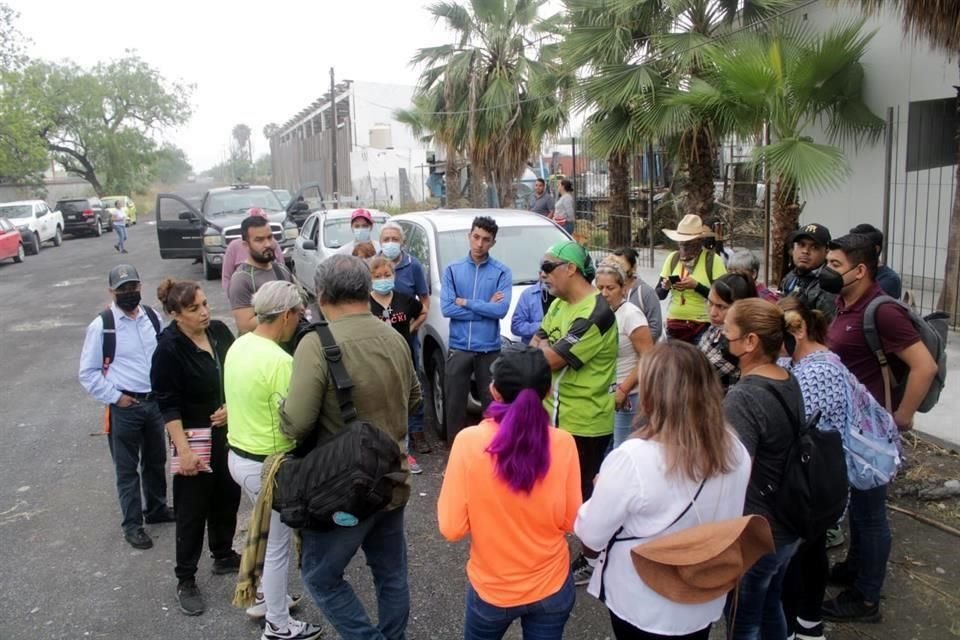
[697,325,740,390]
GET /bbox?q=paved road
[0,218,614,639]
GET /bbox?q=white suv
[0,200,64,255]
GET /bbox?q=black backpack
[272,322,409,530]
[100,306,161,373]
[760,383,848,541]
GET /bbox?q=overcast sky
[9,0,466,170]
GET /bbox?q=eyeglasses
[540,260,568,274]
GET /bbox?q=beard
[250,246,275,264]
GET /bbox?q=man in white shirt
[79,264,173,549]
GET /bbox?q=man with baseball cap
[780,223,838,322]
[79,264,173,550]
[336,208,381,256]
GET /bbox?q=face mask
[718,335,741,368]
[381,241,402,260]
[353,227,372,243]
[818,266,854,295]
[115,290,141,312]
[372,278,395,294]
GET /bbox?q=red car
[0,216,25,264]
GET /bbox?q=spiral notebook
[169,428,213,474]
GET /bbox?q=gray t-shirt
[554,193,575,222]
[227,261,294,310]
[529,192,555,216]
[628,277,662,341]
[723,373,804,546]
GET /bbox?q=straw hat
[630,515,774,605]
[663,214,710,242]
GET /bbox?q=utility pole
[330,67,339,207]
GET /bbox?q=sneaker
[828,560,856,587]
[124,528,153,550]
[211,551,241,575]
[408,454,423,475]
[176,579,205,616]
[261,619,324,640]
[795,621,826,640]
[246,593,304,619]
[822,589,881,623]
[571,553,594,586]
[825,526,846,549]
[145,507,176,524]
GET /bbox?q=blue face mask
[372,278,395,294]
[353,226,372,243]
[381,241,402,259]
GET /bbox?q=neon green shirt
[659,250,726,322]
[537,292,618,437]
[224,332,295,455]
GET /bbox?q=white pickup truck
[0,200,64,254]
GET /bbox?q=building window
[906,97,957,172]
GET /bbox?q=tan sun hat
[630,515,774,605]
[663,214,709,242]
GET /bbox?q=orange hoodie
[437,419,582,607]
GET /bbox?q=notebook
[170,428,213,474]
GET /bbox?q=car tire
[13,243,24,263]
[53,226,63,246]
[94,219,103,237]
[202,253,219,281]
[26,232,40,255]
[426,347,446,440]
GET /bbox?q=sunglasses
[540,260,568,274]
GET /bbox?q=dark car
[57,197,112,237]
[156,184,303,280]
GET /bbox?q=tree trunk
[444,146,461,208]
[685,124,716,219]
[771,175,801,286]
[609,151,631,248]
[468,165,486,208]
[49,143,103,195]
[936,67,960,323]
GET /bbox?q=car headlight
[203,234,224,247]
[283,225,299,240]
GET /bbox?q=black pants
[444,349,499,442]
[573,434,612,501]
[781,532,828,629]
[173,428,241,580]
[108,401,168,533]
[610,611,710,640]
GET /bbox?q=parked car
[0,217,25,264]
[0,200,64,254]
[292,208,389,285]
[101,195,137,224]
[391,209,572,436]
[155,184,300,280]
[57,197,111,237]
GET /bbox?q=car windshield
[438,225,570,285]
[274,190,292,207]
[324,218,387,248]
[204,189,283,216]
[57,200,90,213]
[0,205,32,219]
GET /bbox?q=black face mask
[818,266,853,295]
[115,290,141,312]
[718,335,740,367]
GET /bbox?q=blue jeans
[301,506,409,640]
[727,540,799,640]
[612,393,638,448]
[114,224,127,250]
[464,573,574,640]
[408,338,424,435]
[846,485,891,602]
[108,401,168,533]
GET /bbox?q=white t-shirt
[111,207,126,226]
[574,436,752,635]
[614,301,648,387]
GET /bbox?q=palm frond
[756,137,850,194]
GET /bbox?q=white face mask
[353,227,372,243]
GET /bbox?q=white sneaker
[245,593,303,619]
[261,619,324,640]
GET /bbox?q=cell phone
[669,274,681,284]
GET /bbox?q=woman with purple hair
[438,346,582,639]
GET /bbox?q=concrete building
[270,81,431,207]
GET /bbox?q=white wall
[800,3,956,290]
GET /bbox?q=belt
[120,390,155,402]
[229,446,268,463]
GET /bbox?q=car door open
[156,193,204,259]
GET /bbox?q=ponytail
[484,388,551,494]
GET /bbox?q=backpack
[760,383,848,541]
[100,305,161,374]
[668,250,716,285]
[845,370,902,491]
[272,321,409,530]
[863,296,948,414]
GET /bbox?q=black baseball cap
[490,345,552,403]
[108,264,141,289]
[791,223,831,247]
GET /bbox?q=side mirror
[302,239,317,251]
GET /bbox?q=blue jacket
[441,255,512,352]
[511,282,545,344]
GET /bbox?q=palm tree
[404,0,566,208]
[852,0,960,319]
[232,123,251,161]
[660,20,885,283]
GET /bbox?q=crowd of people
[77,206,937,640]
